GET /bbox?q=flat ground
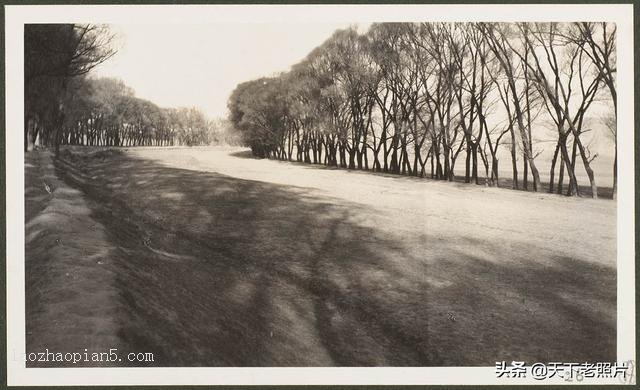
[25,146,616,366]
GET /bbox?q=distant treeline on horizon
[31,76,238,148]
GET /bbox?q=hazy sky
[93,23,363,119]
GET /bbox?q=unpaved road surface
[26,146,616,366]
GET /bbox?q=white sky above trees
[93,23,363,119]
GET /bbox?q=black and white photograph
[4,3,636,386]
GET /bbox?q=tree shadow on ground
[228,150,259,159]
[49,148,616,367]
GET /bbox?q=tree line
[25,24,235,152]
[228,22,617,199]
[52,76,219,148]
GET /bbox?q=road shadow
[46,148,616,367]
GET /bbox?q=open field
[26,146,616,366]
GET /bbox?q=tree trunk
[510,133,518,190]
[557,153,565,195]
[472,144,479,185]
[523,152,528,190]
[465,141,471,183]
[561,139,579,196]
[549,140,560,193]
[612,146,617,200]
[567,138,579,196]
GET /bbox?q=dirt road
[26,146,617,366]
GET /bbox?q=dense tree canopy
[228,22,617,198]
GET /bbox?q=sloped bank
[25,150,127,367]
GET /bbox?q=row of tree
[25,24,114,153]
[228,22,617,198]
[25,24,237,152]
[52,76,220,148]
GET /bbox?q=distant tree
[208,118,243,146]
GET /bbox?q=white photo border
[5,3,635,386]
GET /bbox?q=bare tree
[518,22,601,198]
[572,22,617,198]
[479,22,543,191]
